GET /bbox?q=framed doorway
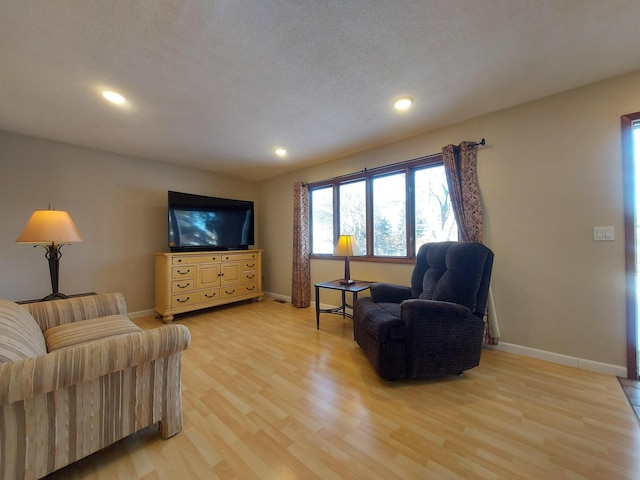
[622,112,640,380]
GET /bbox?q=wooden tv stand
[154,250,263,323]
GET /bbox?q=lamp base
[41,292,68,302]
[339,279,356,285]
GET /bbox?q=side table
[314,280,371,329]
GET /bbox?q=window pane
[339,181,366,253]
[311,187,334,254]
[373,173,406,256]
[414,165,458,245]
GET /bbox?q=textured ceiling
[1,1,639,181]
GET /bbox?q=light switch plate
[593,226,614,241]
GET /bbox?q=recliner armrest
[370,283,413,303]
[400,299,472,324]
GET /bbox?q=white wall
[0,131,258,311]
[258,70,640,370]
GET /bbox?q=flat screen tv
[168,191,255,252]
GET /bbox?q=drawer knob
[176,297,190,303]
[177,269,191,274]
[225,289,235,295]
[205,292,217,298]
[177,283,190,288]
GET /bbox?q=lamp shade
[334,234,359,257]
[16,210,83,244]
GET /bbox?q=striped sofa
[0,293,191,480]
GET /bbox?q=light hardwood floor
[46,297,640,479]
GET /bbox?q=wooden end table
[314,279,371,329]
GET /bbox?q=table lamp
[16,208,84,301]
[334,234,360,285]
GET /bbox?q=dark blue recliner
[353,242,494,381]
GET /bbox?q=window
[310,187,333,254]
[339,181,366,252]
[373,172,406,256]
[309,154,457,259]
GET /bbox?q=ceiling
[2,1,639,181]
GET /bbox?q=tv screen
[168,191,254,251]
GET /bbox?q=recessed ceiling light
[102,90,126,105]
[393,96,414,111]
[273,147,287,157]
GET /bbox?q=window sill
[310,255,415,264]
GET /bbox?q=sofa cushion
[0,300,48,363]
[44,314,142,351]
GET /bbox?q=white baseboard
[128,308,155,319]
[487,342,627,377]
[263,291,292,303]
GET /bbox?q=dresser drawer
[221,252,260,262]
[171,265,195,279]
[171,279,194,293]
[170,293,197,308]
[221,282,258,299]
[243,271,258,282]
[194,288,220,303]
[171,288,220,308]
[242,260,259,270]
[172,254,221,265]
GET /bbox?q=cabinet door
[220,262,242,286]
[197,263,221,289]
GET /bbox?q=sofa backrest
[0,300,47,363]
[23,292,128,331]
[410,241,494,318]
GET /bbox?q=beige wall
[259,70,640,368]
[2,70,639,368]
[0,131,258,311]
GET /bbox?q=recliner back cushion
[0,300,47,363]
[417,242,491,314]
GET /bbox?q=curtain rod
[306,138,486,186]
[469,138,486,148]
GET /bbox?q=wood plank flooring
[45,297,640,479]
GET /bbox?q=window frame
[309,153,449,263]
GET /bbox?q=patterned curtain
[442,142,500,345]
[291,182,311,307]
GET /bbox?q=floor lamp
[334,234,360,285]
[16,208,84,301]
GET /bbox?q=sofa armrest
[22,293,128,331]
[369,283,413,304]
[0,324,190,405]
